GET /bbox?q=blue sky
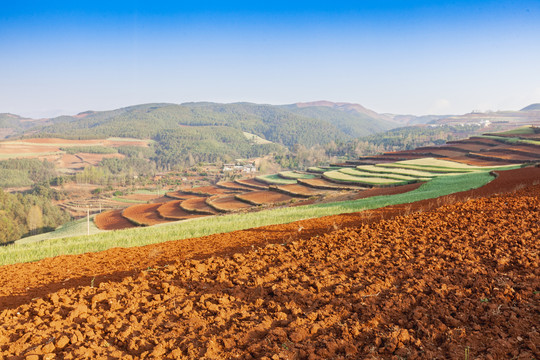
[1,1,539,118]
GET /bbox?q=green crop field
[323,170,411,186]
[479,135,540,146]
[278,171,316,180]
[356,165,440,178]
[0,171,497,266]
[339,167,429,181]
[255,174,297,185]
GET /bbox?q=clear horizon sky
[1,1,539,118]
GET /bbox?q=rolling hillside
[4,102,401,147]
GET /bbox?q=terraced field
[323,170,416,186]
[278,171,316,180]
[235,190,294,205]
[206,194,254,212]
[0,172,538,359]
[157,201,207,220]
[180,197,217,215]
[255,174,298,185]
[234,178,269,189]
[94,209,138,230]
[274,184,328,197]
[122,204,173,226]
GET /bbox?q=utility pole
[87,206,90,236]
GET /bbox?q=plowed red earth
[236,190,293,205]
[1,166,538,315]
[234,178,269,189]
[207,195,253,211]
[444,156,510,166]
[94,210,138,230]
[275,184,328,197]
[217,181,255,191]
[122,204,173,226]
[187,186,237,196]
[180,198,217,215]
[1,177,539,359]
[164,191,202,200]
[157,201,208,220]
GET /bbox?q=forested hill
[9,102,398,148]
[281,101,397,138]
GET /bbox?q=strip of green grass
[0,171,498,266]
[324,170,410,185]
[278,171,316,180]
[255,174,297,185]
[479,135,540,146]
[357,165,440,178]
[339,168,426,181]
[14,216,104,245]
[111,197,147,204]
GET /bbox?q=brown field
[0,138,148,168]
[184,186,237,196]
[121,204,172,226]
[235,190,294,205]
[234,178,269,189]
[157,201,209,220]
[206,194,254,212]
[94,209,138,230]
[499,146,540,158]
[217,181,255,191]
[274,183,329,197]
[0,167,538,359]
[445,143,495,152]
[165,191,203,200]
[443,155,511,166]
[180,197,217,215]
[469,151,538,162]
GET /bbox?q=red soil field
[425,149,468,157]
[0,166,538,315]
[122,204,173,226]
[470,151,537,162]
[441,155,511,166]
[298,177,367,190]
[206,194,254,212]
[236,190,294,205]
[94,209,138,230]
[0,178,538,359]
[217,181,255,191]
[500,145,540,158]
[157,201,208,220]
[180,197,217,215]
[165,191,202,200]
[275,183,329,197]
[234,178,269,189]
[462,137,505,146]
[446,143,494,152]
[185,186,237,196]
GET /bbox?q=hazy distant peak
[294,100,376,115]
[521,103,540,111]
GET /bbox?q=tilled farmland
[0,181,538,359]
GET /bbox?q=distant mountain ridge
[521,103,540,111]
[2,101,399,148]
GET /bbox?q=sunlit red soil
[0,174,538,359]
